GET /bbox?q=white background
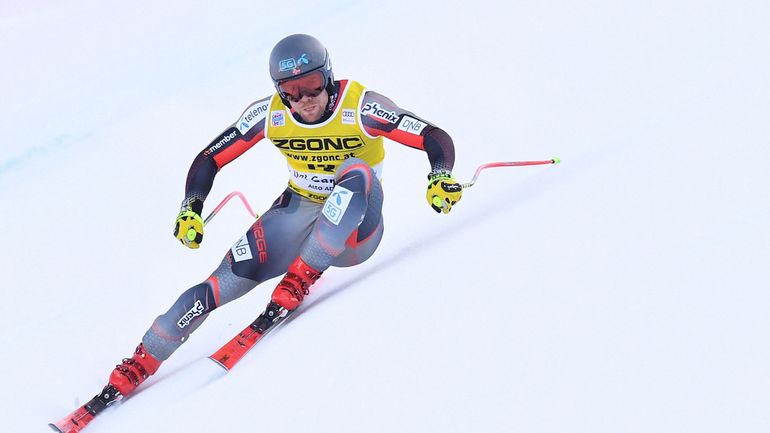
[2,1,769,432]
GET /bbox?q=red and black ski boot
[271,257,322,310]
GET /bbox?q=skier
[104,34,462,405]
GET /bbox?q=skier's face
[279,71,329,123]
[288,88,329,123]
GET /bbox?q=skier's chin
[298,105,323,122]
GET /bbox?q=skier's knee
[335,158,375,192]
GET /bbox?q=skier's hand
[174,210,204,248]
[426,172,462,214]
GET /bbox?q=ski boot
[270,257,322,310]
[108,343,162,397]
[49,344,162,432]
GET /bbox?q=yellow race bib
[265,80,384,202]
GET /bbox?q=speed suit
[142,80,456,360]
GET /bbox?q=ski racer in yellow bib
[74,34,464,410]
[265,80,386,203]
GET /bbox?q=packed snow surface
[2,1,769,432]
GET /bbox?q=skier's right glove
[174,210,204,249]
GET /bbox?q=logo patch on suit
[231,234,253,262]
[177,300,205,329]
[342,109,356,125]
[238,101,270,134]
[322,185,354,225]
[271,110,285,127]
[397,115,427,134]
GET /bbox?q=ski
[209,301,291,370]
[49,385,121,433]
[49,302,291,431]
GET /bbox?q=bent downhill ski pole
[184,191,257,243]
[460,157,560,189]
[203,191,259,227]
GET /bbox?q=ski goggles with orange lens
[278,70,326,103]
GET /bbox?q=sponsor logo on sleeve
[203,129,239,156]
[361,102,399,124]
[238,101,270,134]
[271,110,286,127]
[397,115,428,135]
[322,185,354,225]
[341,109,357,125]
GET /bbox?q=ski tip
[208,355,232,371]
[551,157,561,164]
[48,423,65,433]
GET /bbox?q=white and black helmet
[269,34,334,101]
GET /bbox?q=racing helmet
[269,34,334,103]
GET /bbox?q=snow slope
[2,1,769,432]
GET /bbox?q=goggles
[278,70,326,103]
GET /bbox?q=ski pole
[201,158,559,229]
[202,191,259,227]
[460,157,560,189]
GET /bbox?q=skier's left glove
[426,171,463,214]
[174,209,204,249]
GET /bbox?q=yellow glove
[426,172,463,214]
[173,210,204,249]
